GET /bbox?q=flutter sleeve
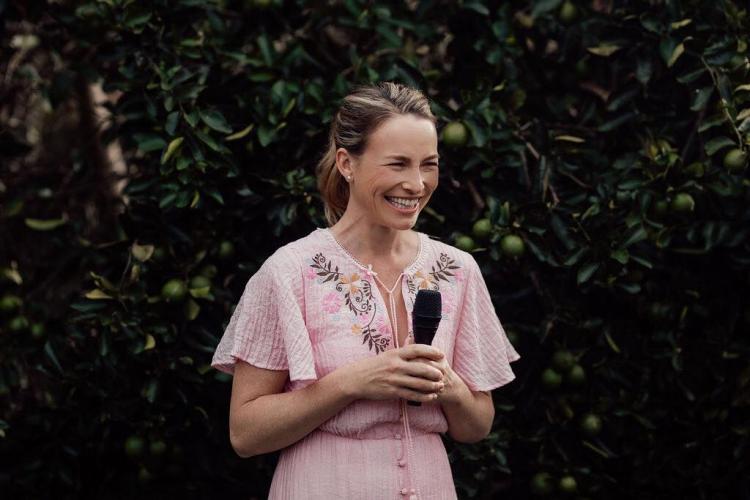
[211,246,317,384]
[451,254,521,392]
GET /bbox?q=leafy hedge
[1,0,749,498]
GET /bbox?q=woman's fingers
[391,374,444,395]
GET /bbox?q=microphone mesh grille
[413,289,441,317]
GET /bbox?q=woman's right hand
[339,344,446,403]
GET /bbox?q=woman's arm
[229,360,356,458]
[437,364,495,443]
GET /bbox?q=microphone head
[413,289,441,319]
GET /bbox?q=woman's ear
[335,147,357,181]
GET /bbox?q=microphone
[407,289,442,407]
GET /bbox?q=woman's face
[336,114,439,231]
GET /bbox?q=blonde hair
[315,81,437,226]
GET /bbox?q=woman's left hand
[410,349,467,406]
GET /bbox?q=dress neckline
[319,227,426,276]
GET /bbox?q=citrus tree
[1,0,749,498]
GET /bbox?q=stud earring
[347,175,352,181]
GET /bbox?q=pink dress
[211,227,521,499]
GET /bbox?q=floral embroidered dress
[211,227,521,500]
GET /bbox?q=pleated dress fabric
[211,227,521,499]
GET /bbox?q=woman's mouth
[385,196,420,213]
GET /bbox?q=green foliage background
[1,0,749,498]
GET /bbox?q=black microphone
[407,289,442,407]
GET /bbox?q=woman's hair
[315,81,437,226]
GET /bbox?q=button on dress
[211,227,521,499]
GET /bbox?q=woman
[211,82,521,499]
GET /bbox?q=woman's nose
[401,168,425,192]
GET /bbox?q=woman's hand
[410,350,465,406]
[339,344,446,403]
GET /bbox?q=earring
[347,175,352,181]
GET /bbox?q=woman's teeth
[385,196,419,209]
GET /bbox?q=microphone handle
[407,324,439,407]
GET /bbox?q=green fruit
[138,466,152,483]
[198,264,218,278]
[218,241,235,260]
[505,328,520,346]
[580,413,602,437]
[30,322,46,340]
[442,121,469,148]
[510,89,527,110]
[684,162,705,178]
[149,440,168,456]
[189,275,211,290]
[152,247,167,262]
[500,234,525,258]
[541,368,562,390]
[455,234,476,252]
[566,364,586,386]
[654,199,669,216]
[124,435,146,457]
[670,193,695,213]
[723,148,747,173]
[559,1,578,24]
[552,350,575,372]
[161,279,188,303]
[530,472,554,495]
[0,294,22,313]
[559,475,577,493]
[8,315,29,332]
[472,218,493,239]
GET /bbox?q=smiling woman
[212,82,520,500]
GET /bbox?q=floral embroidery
[309,250,463,354]
[310,253,390,354]
[405,253,462,321]
[322,291,342,314]
[406,252,460,294]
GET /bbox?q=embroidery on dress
[406,252,462,319]
[309,253,390,354]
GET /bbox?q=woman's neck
[329,211,418,269]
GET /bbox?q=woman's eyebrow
[384,154,440,161]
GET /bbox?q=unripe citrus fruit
[530,472,554,495]
[552,350,575,371]
[559,1,578,24]
[138,466,152,483]
[472,218,493,239]
[161,279,187,303]
[455,234,476,252]
[124,435,146,457]
[559,475,577,493]
[505,328,520,346]
[723,148,747,173]
[579,413,602,437]
[500,234,525,258]
[218,241,235,260]
[198,264,218,278]
[189,275,211,290]
[654,199,668,216]
[30,322,46,340]
[152,247,167,262]
[149,440,168,456]
[670,193,695,213]
[684,162,705,178]
[442,121,468,148]
[0,294,22,313]
[541,368,562,390]
[566,364,586,386]
[8,315,29,332]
